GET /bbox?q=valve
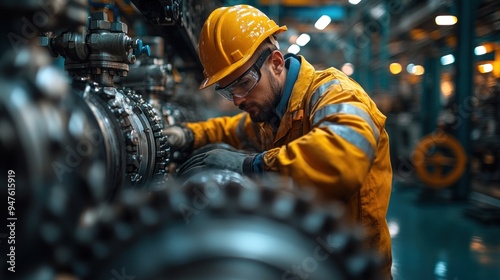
[134,38,152,57]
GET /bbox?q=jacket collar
[272,55,316,143]
[287,55,315,113]
[275,54,301,119]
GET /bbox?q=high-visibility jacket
[186,55,393,278]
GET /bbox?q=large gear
[0,46,109,280]
[2,3,386,280]
[52,173,383,280]
[38,11,171,192]
[73,81,170,191]
[114,35,204,168]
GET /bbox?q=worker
[164,4,393,278]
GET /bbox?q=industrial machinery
[40,11,170,191]
[115,35,205,165]
[0,6,171,276]
[0,1,383,279]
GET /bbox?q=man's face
[217,51,282,123]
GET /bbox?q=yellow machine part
[412,132,467,188]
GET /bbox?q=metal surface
[38,11,170,190]
[117,36,174,100]
[0,2,384,280]
[455,0,478,200]
[62,178,383,280]
[43,11,150,87]
[131,0,218,59]
[115,35,204,167]
[72,82,170,190]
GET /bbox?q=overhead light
[440,54,455,65]
[296,33,311,47]
[349,0,362,4]
[412,65,425,75]
[406,63,415,73]
[441,80,454,98]
[388,220,400,237]
[288,44,300,54]
[475,46,487,56]
[314,15,331,30]
[389,63,402,75]
[435,15,457,26]
[474,43,494,55]
[478,63,493,73]
[407,63,424,75]
[341,63,354,76]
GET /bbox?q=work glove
[176,148,257,178]
[163,124,194,152]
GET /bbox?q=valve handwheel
[412,132,467,188]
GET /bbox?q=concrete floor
[388,181,500,280]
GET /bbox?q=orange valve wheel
[412,132,467,188]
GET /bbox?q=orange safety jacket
[186,55,393,278]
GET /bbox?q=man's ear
[270,50,285,74]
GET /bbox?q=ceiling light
[314,15,331,30]
[441,80,454,98]
[349,0,362,4]
[412,65,425,75]
[478,63,493,73]
[474,43,494,56]
[406,63,415,74]
[389,63,402,74]
[435,15,458,26]
[288,44,300,54]
[296,34,311,47]
[475,46,487,56]
[479,43,494,54]
[440,54,455,65]
[341,63,354,76]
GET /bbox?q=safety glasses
[215,48,272,101]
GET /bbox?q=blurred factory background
[0,0,499,279]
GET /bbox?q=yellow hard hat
[197,5,287,90]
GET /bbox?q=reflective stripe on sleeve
[320,121,375,161]
[312,103,379,143]
[307,79,340,115]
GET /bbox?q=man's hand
[176,148,256,177]
[163,125,194,152]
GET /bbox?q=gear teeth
[206,187,227,212]
[147,187,171,209]
[94,85,170,188]
[127,92,169,180]
[168,189,191,218]
[301,208,331,235]
[271,192,297,220]
[59,172,384,279]
[328,230,353,253]
[238,185,261,212]
[224,181,245,198]
[346,253,382,280]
